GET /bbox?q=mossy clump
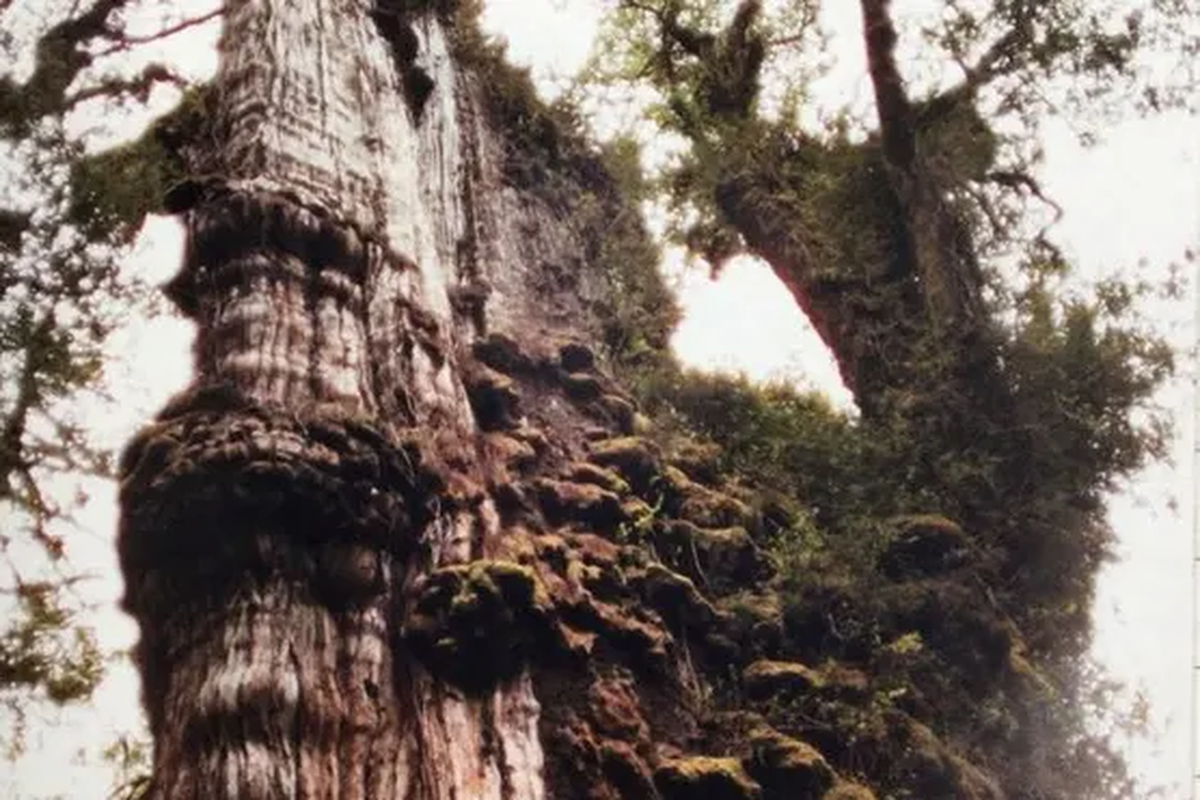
[876,515,971,580]
[653,521,770,593]
[462,362,523,431]
[587,436,662,493]
[744,724,835,799]
[402,560,556,692]
[565,462,632,496]
[655,756,762,800]
[532,478,625,531]
[717,591,783,658]
[742,660,824,701]
[69,83,212,243]
[822,782,876,800]
[635,562,717,629]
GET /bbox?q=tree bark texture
[118,3,603,797]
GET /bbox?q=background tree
[0,0,219,759]
[581,0,1194,796]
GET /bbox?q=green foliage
[583,3,1189,793]
[103,733,152,800]
[0,582,102,704]
[591,139,681,365]
[0,582,104,755]
[68,83,210,244]
[68,134,177,244]
[0,0,212,766]
[634,369,896,533]
[627,313,1167,795]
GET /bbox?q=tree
[0,0,221,757]
[579,0,1191,796]
[6,0,1188,797]
[114,1,685,796]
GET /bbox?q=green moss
[532,477,625,531]
[822,782,876,800]
[653,521,768,593]
[742,660,824,701]
[68,84,212,242]
[402,560,555,693]
[719,591,781,629]
[567,462,632,495]
[744,724,835,799]
[0,583,104,706]
[655,756,762,800]
[636,562,717,629]
[587,436,661,492]
[877,515,970,580]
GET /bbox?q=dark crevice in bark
[480,699,515,799]
[303,264,323,403]
[449,74,490,336]
[288,641,305,798]
[372,2,436,122]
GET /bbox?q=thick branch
[860,0,915,169]
[0,314,55,503]
[0,1,217,133]
[859,0,990,333]
[0,0,128,133]
[713,169,924,411]
[64,63,189,109]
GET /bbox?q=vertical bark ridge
[121,2,545,797]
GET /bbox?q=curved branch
[986,169,1064,223]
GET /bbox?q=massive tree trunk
[117,3,580,797]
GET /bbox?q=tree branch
[0,314,55,504]
[0,0,129,133]
[63,63,189,109]
[859,0,915,170]
[986,169,1064,223]
[93,6,225,57]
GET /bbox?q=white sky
[2,1,1197,797]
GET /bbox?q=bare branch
[988,167,1065,220]
[63,63,188,109]
[93,6,225,57]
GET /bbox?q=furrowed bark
[119,4,549,797]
